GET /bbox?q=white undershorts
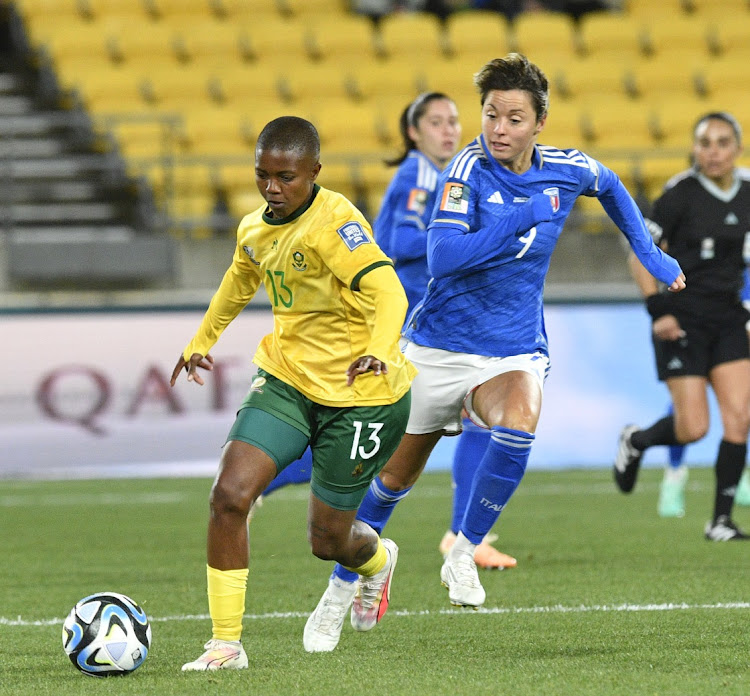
[402,340,550,435]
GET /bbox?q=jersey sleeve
[374,161,430,263]
[183,240,262,358]
[587,155,683,286]
[427,165,555,279]
[317,215,395,290]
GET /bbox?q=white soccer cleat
[303,575,357,652]
[350,538,399,632]
[440,550,486,608]
[181,638,248,671]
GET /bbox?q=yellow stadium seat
[540,99,584,150]
[639,154,694,200]
[239,17,314,65]
[706,14,750,57]
[24,16,110,64]
[210,64,287,110]
[170,21,246,67]
[229,189,268,219]
[15,0,84,20]
[578,96,655,150]
[76,0,148,20]
[624,0,689,18]
[65,65,154,113]
[510,11,579,65]
[345,61,423,106]
[578,12,649,59]
[107,114,185,159]
[306,14,378,62]
[275,0,349,20]
[416,59,482,107]
[138,65,215,109]
[444,10,510,62]
[377,12,448,62]
[141,0,215,21]
[691,0,750,19]
[641,15,711,59]
[311,100,393,154]
[279,62,352,104]
[624,55,699,100]
[649,94,726,148]
[179,107,256,156]
[553,55,630,101]
[100,16,180,65]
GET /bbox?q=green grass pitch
[1,468,748,696]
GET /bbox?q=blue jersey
[404,135,682,358]
[373,151,440,323]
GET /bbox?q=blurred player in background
[171,116,415,671]
[373,91,516,570]
[304,52,685,652]
[615,112,750,540]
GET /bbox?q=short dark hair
[693,111,743,144]
[256,116,320,161]
[473,53,549,121]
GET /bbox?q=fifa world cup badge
[543,187,560,213]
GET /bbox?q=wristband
[645,293,671,320]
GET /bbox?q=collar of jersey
[479,135,542,176]
[262,184,320,225]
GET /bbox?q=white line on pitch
[5,601,748,627]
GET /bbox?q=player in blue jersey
[303,53,685,651]
[373,91,517,571]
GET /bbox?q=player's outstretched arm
[170,353,214,387]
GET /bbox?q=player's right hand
[652,315,685,342]
[170,352,214,387]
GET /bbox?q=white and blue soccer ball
[62,592,151,677]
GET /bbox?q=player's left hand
[170,352,214,387]
[667,273,686,292]
[346,355,388,386]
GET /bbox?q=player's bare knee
[210,479,255,518]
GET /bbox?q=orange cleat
[439,530,517,570]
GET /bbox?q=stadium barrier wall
[1,303,723,480]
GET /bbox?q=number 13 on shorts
[350,421,384,459]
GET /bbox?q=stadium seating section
[13,0,750,235]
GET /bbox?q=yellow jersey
[184,185,416,407]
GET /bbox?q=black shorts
[653,303,750,380]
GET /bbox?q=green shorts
[226,370,411,511]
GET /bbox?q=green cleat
[735,470,750,507]
[657,466,687,518]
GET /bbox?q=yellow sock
[344,537,386,577]
[206,565,248,642]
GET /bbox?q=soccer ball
[61,592,151,677]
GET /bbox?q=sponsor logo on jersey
[291,249,307,271]
[439,182,469,214]
[725,212,739,224]
[351,462,364,477]
[337,221,370,251]
[250,376,267,393]
[543,186,560,213]
[407,188,428,215]
[513,196,529,203]
[242,245,261,265]
[486,191,504,204]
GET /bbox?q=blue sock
[262,448,313,496]
[332,477,412,583]
[451,420,490,534]
[460,426,534,545]
[664,403,685,469]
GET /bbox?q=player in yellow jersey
[171,116,415,671]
